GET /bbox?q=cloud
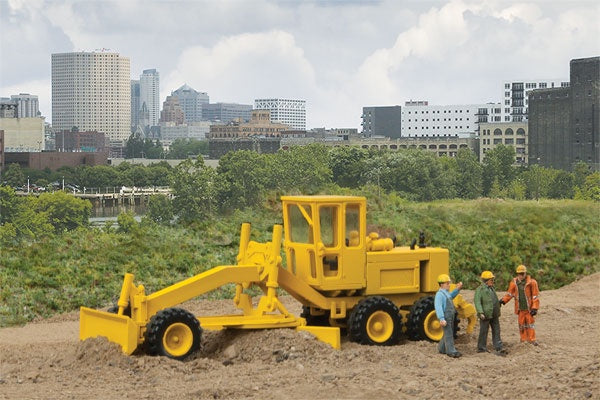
[163,30,321,122]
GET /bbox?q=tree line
[1,143,599,235]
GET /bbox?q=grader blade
[79,307,139,355]
[296,326,341,349]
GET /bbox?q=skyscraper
[254,98,306,130]
[140,69,160,126]
[130,80,140,129]
[171,84,209,122]
[51,51,131,142]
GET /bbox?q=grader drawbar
[80,195,475,359]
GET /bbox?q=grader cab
[80,195,475,359]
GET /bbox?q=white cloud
[163,30,321,123]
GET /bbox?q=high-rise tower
[51,51,131,142]
[140,69,160,126]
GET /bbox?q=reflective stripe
[532,296,539,300]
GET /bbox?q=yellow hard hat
[481,270,495,280]
[516,265,527,274]
[437,273,451,283]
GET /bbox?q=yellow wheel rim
[163,322,194,357]
[423,310,444,341]
[366,311,394,343]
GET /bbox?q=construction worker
[500,265,540,345]
[434,274,463,358]
[474,271,506,355]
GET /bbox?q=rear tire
[406,296,443,342]
[348,296,402,346]
[144,308,202,360]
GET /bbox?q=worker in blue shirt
[435,273,463,358]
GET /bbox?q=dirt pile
[1,273,598,399]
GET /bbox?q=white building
[51,51,131,142]
[10,94,40,118]
[254,98,306,130]
[140,69,160,126]
[160,121,211,141]
[401,101,502,137]
[502,79,569,122]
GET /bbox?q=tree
[2,163,25,188]
[520,165,554,200]
[548,170,575,199]
[168,138,209,159]
[328,147,368,188]
[125,133,145,158]
[215,150,267,210]
[170,157,217,224]
[482,145,516,196]
[145,194,173,225]
[455,149,483,199]
[266,144,332,194]
[80,165,119,188]
[147,165,173,186]
[33,191,92,233]
[575,172,600,201]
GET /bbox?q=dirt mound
[0,274,598,399]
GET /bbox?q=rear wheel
[348,296,402,345]
[406,296,443,342]
[144,308,202,360]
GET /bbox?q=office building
[361,106,402,138]
[528,56,599,170]
[159,96,185,125]
[51,51,131,142]
[203,102,252,123]
[502,79,569,122]
[401,101,502,138]
[10,94,40,118]
[140,69,160,126]
[131,80,140,129]
[171,84,209,122]
[479,122,528,165]
[0,98,17,118]
[55,130,108,152]
[254,98,306,130]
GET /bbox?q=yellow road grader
[80,195,476,359]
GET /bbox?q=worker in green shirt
[474,270,506,355]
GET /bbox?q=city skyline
[1,0,599,129]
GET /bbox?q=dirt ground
[1,273,598,400]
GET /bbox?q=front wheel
[144,308,202,360]
[348,296,402,345]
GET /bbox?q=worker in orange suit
[500,265,540,345]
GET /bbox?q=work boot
[447,352,462,358]
[531,341,539,346]
[477,349,489,353]
[495,349,508,356]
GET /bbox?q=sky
[1,0,599,129]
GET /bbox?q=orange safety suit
[501,275,540,343]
